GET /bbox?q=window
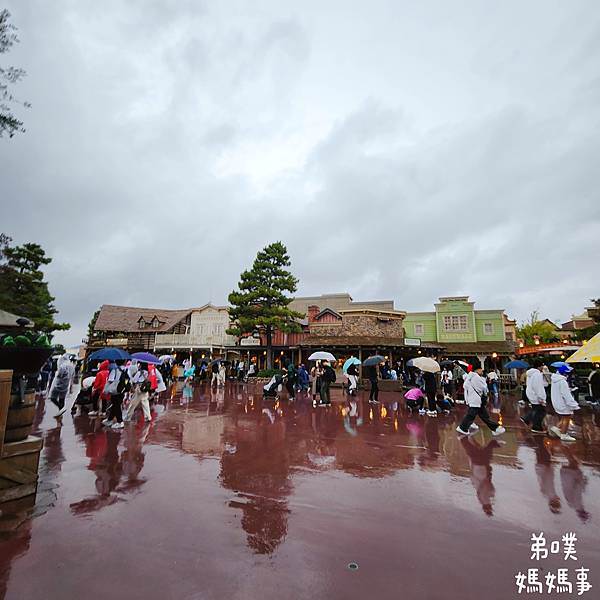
[483,322,494,335]
[414,323,424,336]
[506,331,514,341]
[138,319,146,329]
[152,318,160,329]
[443,315,468,332]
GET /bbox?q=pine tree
[227,242,303,369]
[0,238,70,336]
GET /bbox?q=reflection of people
[532,437,561,514]
[560,447,589,522]
[460,437,501,516]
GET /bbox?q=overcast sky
[1,0,599,347]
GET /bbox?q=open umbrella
[362,355,385,367]
[440,360,455,368]
[88,348,130,361]
[566,332,600,364]
[504,359,529,369]
[308,351,336,361]
[411,356,440,373]
[343,357,361,373]
[131,351,161,365]
[159,354,174,363]
[550,361,568,368]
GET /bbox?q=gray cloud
[1,0,599,346]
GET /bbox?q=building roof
[289,293,395,315]
[0,308,34,329]
[300,335,440,348]
[339,308,406,318]
[94,304,194,333]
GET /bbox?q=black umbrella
[440,360,455,368]
[362,355,385,367]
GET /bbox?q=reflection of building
[182,415,225,456]
[403,297,516,360]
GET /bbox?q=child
[549,364,580,442]
[404,387,426,414]
[436,392,453,414]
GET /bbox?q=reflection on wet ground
[1,382,599,599]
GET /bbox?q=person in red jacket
[90,360,110,416]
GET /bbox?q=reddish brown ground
[1,382,599,599]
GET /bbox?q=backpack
[104,369,122,395]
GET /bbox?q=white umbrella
[411,356,441,373]
[308,351,336,362]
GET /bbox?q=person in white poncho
[549,364,580,442]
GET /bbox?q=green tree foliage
[1,9,29,138]
[516,311,559,345]
[0,236,70,336]
[227,242,303,368]
[87,308,100,339]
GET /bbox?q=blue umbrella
[343,357,361,373]
[550,361,567,368]
[88,348,130,361]
[504,359,529,369]
[131,351,161,365]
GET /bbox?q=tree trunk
[266,326,273,370]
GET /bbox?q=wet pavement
[1,382,599,600]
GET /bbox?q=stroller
[263,375,284,399]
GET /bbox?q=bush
[257,369,283,378]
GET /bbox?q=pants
[369,379,379,402]
[522,403,546,430]
[211,373,218,386]
[320,380,331,404]
[406,398,424,411]
[348,375,358,394]
[49,388,67,410]
[426,390,437,412]
[107,393,124,423]
[311,377,321,399]
[459,402,499,432]
[125,388,151,421]
[286,379,295,399]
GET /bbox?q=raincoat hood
[551,373,566,384]
[99,360,109,372]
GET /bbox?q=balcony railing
[154,333,237,349]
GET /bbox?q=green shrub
[257,369,283,378]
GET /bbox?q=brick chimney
[307,305,320,323]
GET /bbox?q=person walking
[211,361,219,387]
[124,363,152,423]
[284,360,297,400]
[310,360,323,405]
[457,364,505,436]
[441,367,453,397]
[48,353,75,418]
[347,362,359,396]
[521,359,547,433]
[367,364,379,404]
[549,364,580,441]
[319,359,336,406]
[217,361,226,387]
[423,370,438,417]
[90,359,110,416]
[297,364,310,392]
[102,364,130,429]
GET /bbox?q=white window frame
[483,322,494,335]
[443,314,468,332]
[414,323,424,336]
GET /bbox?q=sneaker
[101,419,112,427]
[549,426,562,438]
[112,422,124,429]
[88,411,98,416]
[56,406,68,418]
[456,426,470,435]
[418,409,426,415]
[469,424,479,431]
[492,426,506,436]
[312,400,317,408]
[427,410,437,417]
[520,417,529,426]
[531,428,546,434]
[560,433,576,442]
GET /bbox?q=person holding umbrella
[549,364,580,441]
[319,359,336,406]
[124,362,152,423]
[457,364,505,437]
[310,360,323,406]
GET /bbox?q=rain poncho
[550,373,579,415]
[526,368,546,405]
[463,371,488,408]
[49,354,74,394]
[92,360,110,398]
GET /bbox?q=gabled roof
[314,308,342,320]
[94,304,193,333]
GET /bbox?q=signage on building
[106,338,128,346]
[404,338,421,347]
[240,337,260,346]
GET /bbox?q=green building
[404,297,515,363]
